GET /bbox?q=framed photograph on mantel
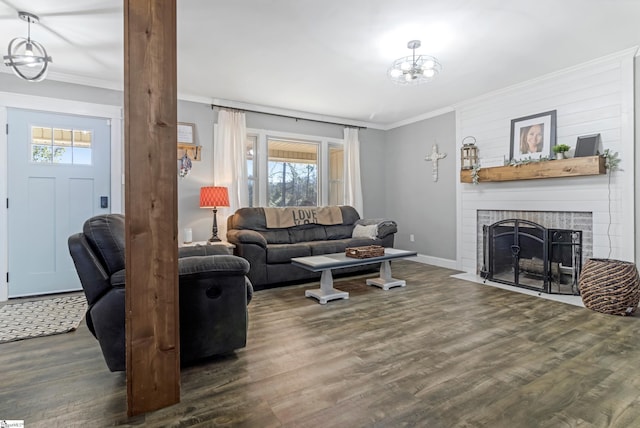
[509,110,556,161]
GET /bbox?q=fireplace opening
[481,219,582,295]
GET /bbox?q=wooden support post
[124,0,180,416]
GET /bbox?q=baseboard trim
[410,254,458,270]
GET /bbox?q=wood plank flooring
[2,261,640,427]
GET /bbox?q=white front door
[7,108,111,297]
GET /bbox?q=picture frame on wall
[509,110,557,161]
[176,122,201,161]
[177,122,195,144]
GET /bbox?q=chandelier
[388,40,441,85]
[3,11,53,82]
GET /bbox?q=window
[31,126,92,165]
[243,128,345,207]
[267,139,318,207]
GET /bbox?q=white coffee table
[291,248,417,304]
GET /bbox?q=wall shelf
[460,155,606,183]
[177,143,201,161]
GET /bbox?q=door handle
[100,196,109,208]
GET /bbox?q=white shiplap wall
[455,48,636,273]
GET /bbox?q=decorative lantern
[460,136,478,170]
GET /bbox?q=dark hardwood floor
[2,261,640,427]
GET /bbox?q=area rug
[0,295,87,344]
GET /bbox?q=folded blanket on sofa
[263,206,343,228]
[355,218,398,238]
[355,218,395,227]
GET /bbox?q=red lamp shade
[200,186,229,208]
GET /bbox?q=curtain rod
[211,104,367,130]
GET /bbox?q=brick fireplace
[456,173,632,276]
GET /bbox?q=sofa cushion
[261,229,290,244]
[308,240,350,255]
[229,207,268,230]
[325,224,354,240]
[289,225,327,243]
[266,243,312,264]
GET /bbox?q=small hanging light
[460,136,479,170]
[388,40,442,85]
[3,11,53,82]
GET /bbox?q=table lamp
[200,186,230,242]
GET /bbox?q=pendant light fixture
[3,11,53,82]
[388,40,441,85]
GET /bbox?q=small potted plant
[553,144,571,159]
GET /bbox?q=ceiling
[1,0,639,128]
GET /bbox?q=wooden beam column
[124,0,179,416]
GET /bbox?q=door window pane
[73,147,92,165]
[30,126,92,165]
[31,145,53,163]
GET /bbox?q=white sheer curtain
[214,109,248,238]
[344,127,363,216]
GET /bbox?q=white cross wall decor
[424,144,447,182]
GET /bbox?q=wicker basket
[345,245,385,259]
[578,258,640,316]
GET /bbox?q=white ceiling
[1,0,639,128]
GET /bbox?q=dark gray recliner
[68,214,253,372]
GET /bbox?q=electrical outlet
[409,234,415,242]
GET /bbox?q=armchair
[68,214,253,372]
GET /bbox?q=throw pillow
[352,224,378,240]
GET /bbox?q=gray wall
[244,111,343,138]
[384,111,457,261]
[359,128,387,218]
[176,101,216,242]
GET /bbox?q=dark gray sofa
[226,206,397,289]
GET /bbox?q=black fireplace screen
[481,219,582,295]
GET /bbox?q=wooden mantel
[460,155,606,183]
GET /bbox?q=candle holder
[461,136,478,170]
[183,228,193,244]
